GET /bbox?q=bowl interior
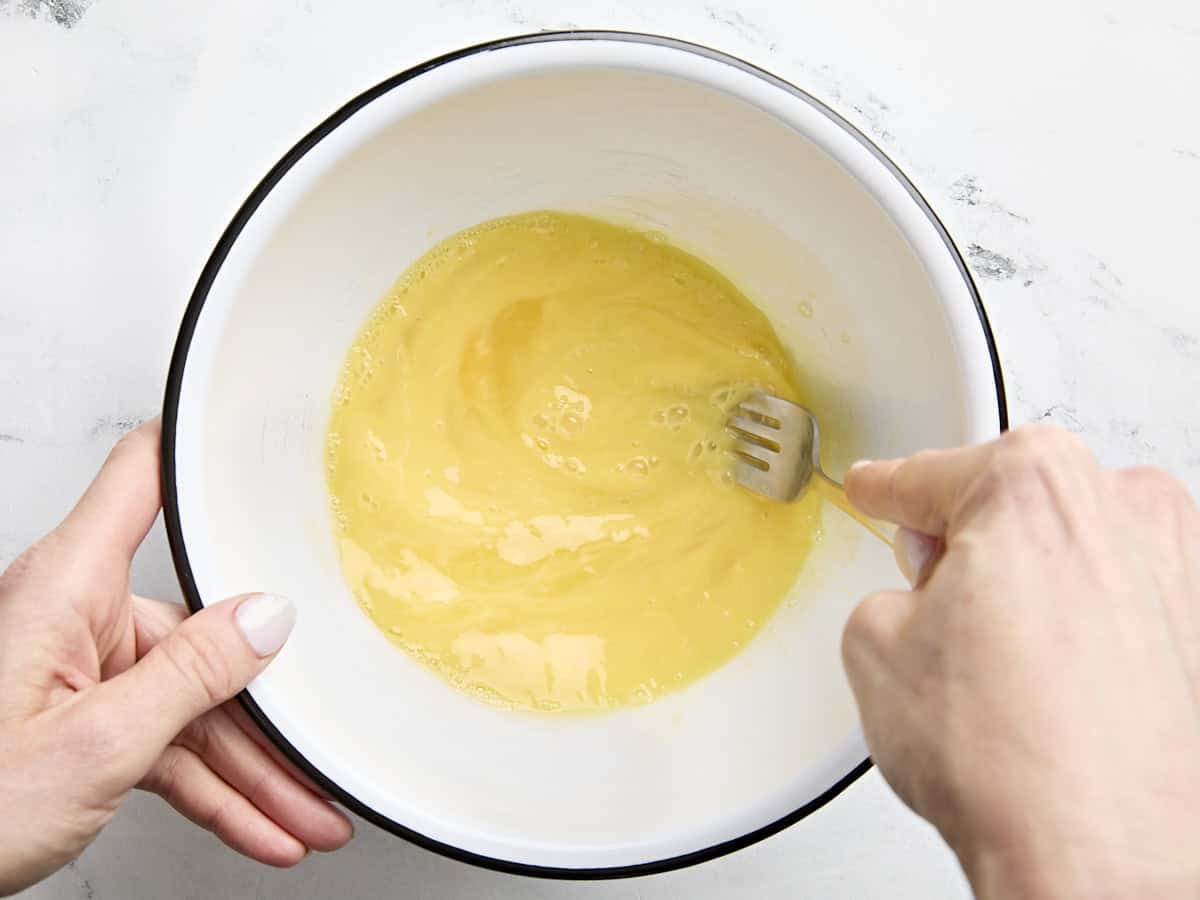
[169,38,1001,871]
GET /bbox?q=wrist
[957,830,1200,900]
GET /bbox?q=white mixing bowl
[163,32,1005,878]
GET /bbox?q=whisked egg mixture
[326,211,821,712]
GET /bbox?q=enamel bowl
[163,32,1005,878]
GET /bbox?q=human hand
[841,426,1200,899]
[0,420,352,896]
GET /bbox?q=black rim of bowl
[161,30,1008,880]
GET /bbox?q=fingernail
[235,593,296,657]
[848,459,873,473]
[895,527,937,587]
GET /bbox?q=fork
[727,391,894,546]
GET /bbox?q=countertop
[2,0,1198,897]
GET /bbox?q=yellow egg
[326,211,821,712]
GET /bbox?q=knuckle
[67,702,126,764]
[1001,423,1048,450]
[178,716,215,759]
[1001,424,1093,470]
[146,747,186,805]
[158,629,239,709]
[1120,465,1188,500]
[243,765,277,809]
[962,455,1029,511]
[988,446,1046,487]
[955,451,1050,526]
[980,426,1087,496]
[1003,423,1072,453]
[893,452,942,519]
[204,796,238,839]
[1118,466,1197,519]
[842,591,893,659]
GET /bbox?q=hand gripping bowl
[162,32,1006,878]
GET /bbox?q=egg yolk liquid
[326,211,820,712]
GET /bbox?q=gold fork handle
[813,472,895,547]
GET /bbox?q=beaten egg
[326,211,821,712]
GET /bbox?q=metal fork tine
[727,415,782,452]
[731,438,772,469]
[734,405,782,430]
[728,412,778,433]
[725,391,817,502]
[739,391,803,421]
[731,457,780,496]
[727,392,893,545]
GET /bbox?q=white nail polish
[895,527,936,587]
[235,593,296,657]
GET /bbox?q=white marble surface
[2,0,1198,897]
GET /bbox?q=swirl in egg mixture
[327,211,821,712]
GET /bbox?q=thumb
[87,593,295,773]
[844,444,992,536]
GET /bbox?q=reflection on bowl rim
[161,30,1008,880]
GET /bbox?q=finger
[894,527,943,588]
[99,567,182,686]
[86,592,295,778]
[141,745,306,867]
[845,444,992,535]
[58,418,163,564]
[131,593,187,654]
[226,703,337,802]
[132,595,338,803]
[179,709,353,851]
[1113,466,1200,689]
[844,588,916,696]
[841,589,918,768]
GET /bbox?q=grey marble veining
[3,0,1200,897]
[0,0,95,28]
